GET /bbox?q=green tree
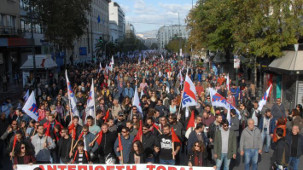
[187,0,303,58]
[165,37,187,53]
[31,0,91,56]
[186,0,235,58]
[118,33,147,52]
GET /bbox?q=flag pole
[118,133,124,164]
[172,141,175,160]
[92,78,96,125]
[72,130,84,150]
[177,70,186,120]
[89,133,100,146]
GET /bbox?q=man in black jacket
[272,128,289,169]
[286,125,303,170]
[142,124,159,163]
[58,128,72,163]
[97,123,117,163]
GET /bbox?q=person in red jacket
[43,114,63,163]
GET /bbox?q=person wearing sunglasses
[188,141,207,167]
[214,119,237,170]
[142,124,159,163]
[114,127,134,163]
[13,142,35,170]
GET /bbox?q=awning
[269,51,303,73]
[20,54,57,70]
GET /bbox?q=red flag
[78,131,84,140]
[103,110,110,122]
[68,124,76,140]
[171,127,181,143]
[118,133,123,151]
[12,135,17,150]
[186,110,195,130]
[133,120,143,142]
[152,123,160,131]
[45,124,51,137]
[96,131,103,145]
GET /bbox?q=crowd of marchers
[0,54,303,170]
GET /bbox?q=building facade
[72,0,111,63]
[157,25,190,50]
[109,1,125,43]
[0,0,47,84]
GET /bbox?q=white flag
[258,84,272,111]
[133,87,143,117]
[85,79,95,121]
[22,92,38,121]
[182,75,198,108]
[109,56,114,71]
[65,70,79,117]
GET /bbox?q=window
[0,14,3,26]
[20,19,25,31]
[6,15,16,28]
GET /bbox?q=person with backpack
[271,128,290,170]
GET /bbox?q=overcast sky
[113,0,197,33]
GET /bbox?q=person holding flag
[86,116,101,135]
[156,124,181,165]
[97,123,117,163]
[142,124,159,163]
[31,125,55,163]
[185,111,202,139]
[114,127,134,164]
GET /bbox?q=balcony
[0,27,23,36]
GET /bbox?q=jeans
[261,131,271,152]
[244,149,259,170]
[288,157,299,170]
[160,159,175,165]
[216,153,231,170]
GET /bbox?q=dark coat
[187,130,209,153]
[13,155,36,164]
[98,131,117,157]
[271,138,290,165]
[127,152,145,164]
[188,151,207,166]
[57,137,72,162]
[142,131,159,159]
[285,132,303,158]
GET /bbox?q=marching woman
[13,142,35,169]
[188,141,208,167]
[128,140,145,164]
